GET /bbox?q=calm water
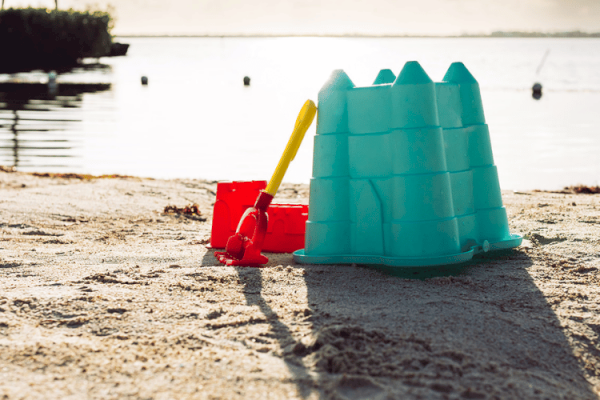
[1,37,599,190]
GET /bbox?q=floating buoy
[532,82,542,100]
[243,76,250,86]
[48,71,57,85]
[141,76,148,85]
[47,70,58,95]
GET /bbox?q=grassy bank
[0,7,113,72]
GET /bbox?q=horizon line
[113,32,600,39]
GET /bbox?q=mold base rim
[292,234,522,268]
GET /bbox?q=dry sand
[0,170,599,400]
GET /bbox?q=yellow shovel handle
[265,100,317,196]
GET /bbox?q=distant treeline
[0,8,114,72]
[486,31,600,38]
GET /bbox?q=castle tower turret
[381,61,460,258]
[303,70,354,255]
[436,66,476,250]
[443,62,510,244]
[443,62,485,125]
[373,69,396,85]
[391,61,440,129]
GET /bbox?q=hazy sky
[5,0,600,35]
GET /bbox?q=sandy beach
[0,170,599,399]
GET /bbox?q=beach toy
[210,180,308,253]
[293,62,522,268]
[215,100,317,266]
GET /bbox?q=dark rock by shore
[109,42,130,57]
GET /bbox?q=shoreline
[0,170,599,399]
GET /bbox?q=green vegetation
[0,7,114,72]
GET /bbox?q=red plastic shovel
[214,100,317,267]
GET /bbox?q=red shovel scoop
[215,100,317,267]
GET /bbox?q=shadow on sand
[202,248,596,399]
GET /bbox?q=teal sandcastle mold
[293,61,522,267]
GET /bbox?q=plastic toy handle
[265,100,317,196]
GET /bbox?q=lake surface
[1,37,599,190]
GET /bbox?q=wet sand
[0,171,599,399]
